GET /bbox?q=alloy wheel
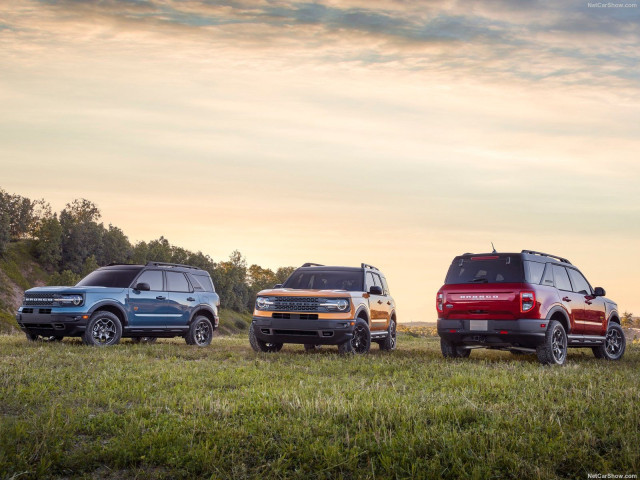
[194,320,211,345]
[551,326,567,363]
[605,328,623,357]
[351,324,370,354]
[92,318,116,345]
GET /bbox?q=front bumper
[437,318,547,348]
[252,315,355,345]
[16,310,90,337]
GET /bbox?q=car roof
[456,251,572,265]
[295,266,363,273]
[100,263,208,273]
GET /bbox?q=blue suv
[15,262,220,346]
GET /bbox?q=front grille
[272,313,319,320]
[24,293,55,306]
[39,309,52,314]
[273,297,319,312]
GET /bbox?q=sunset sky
[1,0,639,321]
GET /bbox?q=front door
[128,269,168,329]
[552,265,587,334]
[567,268,607,336]
[165,271,197,328]
[366,271,388,332]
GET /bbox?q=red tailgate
[439,283,525,320]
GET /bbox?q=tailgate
[441,283,523,320]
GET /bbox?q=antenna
[491,242,497,253]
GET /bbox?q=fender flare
[545,304,571,333]
[354,305,370,325]
[607,309,620,325]
[189,305,217,324]
[88,301,129,325]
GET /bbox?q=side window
[524,261,545,284]
[541,264,554,287]
[552,265,572,292]
[372,273,382,288]
[567,269,592,295]
[166,271,191,293]
[365,272,376,291]
[380,276,390,296]
[187,274,205,291]
[194,274,215,293]
[135,270,163,291]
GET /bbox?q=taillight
[520,291,535,313]
[437,292,444,312]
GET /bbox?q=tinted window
[552,265,572,291]
[541,264,554,287]
[372,273,382,288]
[365,272,376,291]
[380,276,390,295]
[283,270,364,291]
[194,273,215,293]
[135,270,164,291]
[524,261,545,284]
[76,268,142,288]
[445,256,524,284]
[567,269,592,295]
[166,272,190,292]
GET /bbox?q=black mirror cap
[369,285,383,295]
[135,282,151,291]
[274,284,283,289]
[594,287,606,297]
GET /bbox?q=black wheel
[249,323,283,352]
[379,319,397,351]
[185,316,213,346]
[536,320,567,365]
[593,323,626,360]
[339,319,370,355]
[82,311,122,346]
[440,338,471,358]
[304,344,321,352]
[131,337,157,344]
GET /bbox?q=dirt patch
[0,268,24,311]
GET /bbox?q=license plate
[469,320,488,331]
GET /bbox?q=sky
[1,0,639,321]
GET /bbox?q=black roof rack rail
[301,262,324,267]
[521,250,571,265]
[146,261,201,270]
[361,263,379,271]
[106,263,136,266]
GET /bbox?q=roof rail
[146,261,201,270]
[361,263,379,271]
[521,250,571,265]
[301,262,324,267]
[106,263,136,267]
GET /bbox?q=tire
[185,316,213,347]
[379,319,397,351]
[338,319,371,355]
[82,311,122,347]
[304,344,321,352]
[249,322,283,353]
[131,337,157,344]
[593,323,626,360]
[536,320,567,365]
[440,338,471,358]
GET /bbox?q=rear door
[128,269,168,329]
[552,265,586,334]
[165,271,197,328]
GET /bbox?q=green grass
[0,334,638,480]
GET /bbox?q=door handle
[586,300,592,305]
[156,296,166,300]
[387,301,391,305]
[562,297,571,302]
[377,300,383,304]
[187,297,196,302]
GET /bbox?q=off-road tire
[440,338,471,358]
[82,311,122,347]
[593,323,625,360]
[185,316,213,347]
[379,319,397,351]
[249,322,283,353]
[338,319,370,355]
[536,320,567,365]
[304,344,321,352]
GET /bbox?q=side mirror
[594,287,606,297]
[274,284,283,289]
[369,286,383,295]
[135,282,150,291]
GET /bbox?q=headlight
[53,295,84,306]
[319,298,350,312]
[256,296,275,310]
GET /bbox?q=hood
[25,286,126,294]
[258,288,352,297]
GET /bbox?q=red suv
[436,250,626,365]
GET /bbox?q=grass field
[1,333,639,480]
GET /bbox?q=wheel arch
[89,301,128,326]
[189,305,217,327]
[546,305,571,334]
[355,305,370,325]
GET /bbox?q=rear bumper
[437,318,547,348]
[252,316,355,345]
[16,311,90,337]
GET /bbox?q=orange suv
[249,263,397,354]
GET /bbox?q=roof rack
[106,263,136,267]
[301,262,324,267]
[361,263,379,271]
[146,261,200,270]
[521,250,571,265]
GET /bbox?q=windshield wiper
[469,278,488,283]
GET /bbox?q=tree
[33,214,63,269]
[59,199,104,273]
[212,250,249,311]
[81,255,99,277]
[47,270,81,286]
[147,237,172,263]
[621,312,634,328]
[131,241,149,265]
[101,224,131,265]
[0,211,10,256]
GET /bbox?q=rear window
[524,261,546,284]
[76,268,143,288]
[189,273,215,293]
[283,269,363,291]
[445,256,524,284]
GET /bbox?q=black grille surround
[273,297,320,312]
[23,293,55,306]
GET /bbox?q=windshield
[445,256,524,284]
[76,268,143,288]
[283,270,363,291]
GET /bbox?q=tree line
[0,188,294,312]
